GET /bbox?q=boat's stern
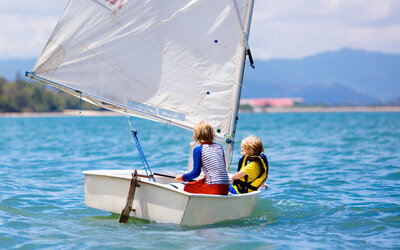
[83,170,190,224]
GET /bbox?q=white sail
[33,0,252,140]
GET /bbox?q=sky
[0,0,399,60]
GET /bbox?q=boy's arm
[232,161,259,181]
[182,146,202,182]
[231,170,246,180]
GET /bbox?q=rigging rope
[127,117,156,182]
[79,91,82,115]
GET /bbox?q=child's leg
[184,179,205,193]
[184,178,229,195]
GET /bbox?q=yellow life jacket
[232,154,268,194]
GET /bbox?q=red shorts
[184,177,229,195]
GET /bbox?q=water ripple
[0,113,399,248]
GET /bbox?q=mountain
[1,48,399,105]
[242,48,400,105]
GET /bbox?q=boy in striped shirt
[175,121,229,195]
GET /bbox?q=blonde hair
[241,136,264,156]
[193,121,215,144]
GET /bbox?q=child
[230,136,268,194]
[174,121,229,195]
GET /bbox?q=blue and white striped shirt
[183,143,229,184]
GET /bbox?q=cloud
[0,1,67,16]
[0,14,58,58]
[0,0,399,59]
[251,0,400,59]
[0,0,67,59]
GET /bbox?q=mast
[225,0,255,168]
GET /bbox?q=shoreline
[0,109,120,117]
[243,106,400,113]
[1,106,400,117]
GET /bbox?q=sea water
[0,112,399,249]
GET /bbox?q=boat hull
[84,170,260,226]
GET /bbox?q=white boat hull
[83,170,260,226]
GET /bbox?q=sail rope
[127,117,156,182]
[231,0,255,68]
[79,91,82,115]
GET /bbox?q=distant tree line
[0,77,101,112]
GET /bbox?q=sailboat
[26,0,264,226]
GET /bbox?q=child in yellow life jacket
[230,136,268,194]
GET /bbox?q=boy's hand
[174,175,184,182]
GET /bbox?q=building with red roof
[241,98,304,107]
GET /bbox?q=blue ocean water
[0,112,399,249]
